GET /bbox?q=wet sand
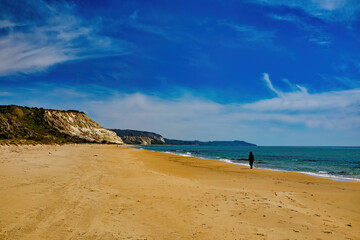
[0,144,359,240]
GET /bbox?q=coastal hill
[0,105,123,144]
[110,129,256,146]
[0,105,255,146]
[164,139,257,146]
[110,129,166,145]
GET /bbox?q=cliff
[45,110,123,144]
[110,129,165,145]
[0,105,123,144]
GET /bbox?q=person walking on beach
[249,152,255,169]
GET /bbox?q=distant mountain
[0,105,123,144]
[110,129,165,145]
[164,139,256,146]
[110,130,256,146]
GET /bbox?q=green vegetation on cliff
[0,105,88,144]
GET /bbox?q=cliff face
[0,105,123,144]
[120,136,161,145]
[44,110,123,144]
[110,129,165,145]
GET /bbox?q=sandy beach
[0,144,359,240]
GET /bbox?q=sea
[136,145,360,182]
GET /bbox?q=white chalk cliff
[44,110,123,144]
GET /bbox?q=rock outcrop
[45,110,123,144]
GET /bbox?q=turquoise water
[137,145,360,182]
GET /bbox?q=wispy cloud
[219,20,276,44]
[312,0,347,11]
[127,11,178,42]
[269,13,332,46]
[0,20,18,28]
[253,0,360,22]
[332,76,360,88]
[0,0,131,76]
[307,36,331,46]
[242,74,360,130]
[245,77,358,113]
[262,73,283,96]
[0,91,12,96]
[130,22,173,40]
[129,10,138,21]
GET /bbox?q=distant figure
[249,152,255,169]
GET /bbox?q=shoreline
[0,144,359,239]
[136,146,360,183]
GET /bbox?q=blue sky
[1,0,360,145]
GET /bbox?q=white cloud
[247,74,359,112]
[243,88,360,112]
[79,74,359,140]
[296,84,308,93]
[79,83,359,145]
[262,73,282,96]
[0,0,131,76]
[2,76,359,145]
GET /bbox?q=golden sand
[0,144,359,240]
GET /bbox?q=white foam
[252,167,360,182]
[163,151,192,157]
[219,158,249,167]
[300,172,360,182]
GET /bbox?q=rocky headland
[0,105,123,144]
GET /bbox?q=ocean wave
[300,171,360,182]
[163,151,192,157]
[137,147,360,182]
[219,158,249,167]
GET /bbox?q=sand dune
[0,144,359,240]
